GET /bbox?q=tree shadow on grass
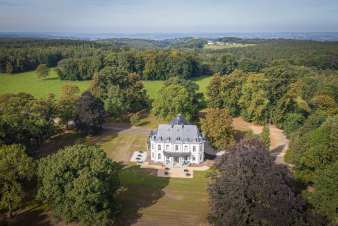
[114,165,169,226]
[86,128,118,144]
[4,205,52,226]
[34,127,119,159]
[34,131,86,158]
[42,77,58,81]
[270,144,286,159]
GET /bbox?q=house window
[158,153,161,160]
[192,156,196,161]
[151,143,154,149]
[193,146,196,152]
[184,145,188,150]
[158,145,161,150]
[152,152,154,158]
[175,145,179,151]
[166,145,169,150]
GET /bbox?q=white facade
[149,115,205,168]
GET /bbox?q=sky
[0,0,338,33]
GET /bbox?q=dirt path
[232,117,289,165]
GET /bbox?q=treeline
[56,49,207,80]
[2,38,338,81]
[0,39,109,73]
[203,39,338,71]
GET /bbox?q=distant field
[0,69,90,98]
[0,70,212,100]
[204,43,255,50]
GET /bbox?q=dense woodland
[0,37,337,225]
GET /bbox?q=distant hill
[95,37,207,49]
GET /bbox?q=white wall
[150,140,204,164]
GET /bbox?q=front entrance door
[173,157,181,168]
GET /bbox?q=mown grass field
[0,70,212,100]
[0,69,90,98]
[117,167,209,226]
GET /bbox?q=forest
[0,37,337,225]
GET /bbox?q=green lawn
[0,69,90,99]
[143,80,165,100]
[143,75,213,100]
[193,75,213,95]
[0,70,212,100]
[117,166,209,226]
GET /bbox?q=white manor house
[149,115,206,167]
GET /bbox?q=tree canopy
[37,144,121,226]
[0,93,56,150]
[74,91,105,134]
[36,64,49,79]
[152,77,203,121]
[209,139,321,226]
[92,67,150,117]
[200,108,235,150]
[0,144,35,218]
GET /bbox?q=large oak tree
[37,144,121,226]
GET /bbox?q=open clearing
[0,70,212,100]
[0,69,90,99]
[143,75,213,99]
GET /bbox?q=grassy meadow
[0,69,90,99]
[143,75,213,99]
[0,70,213,100]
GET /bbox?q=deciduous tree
[0,93,56,149]
[0,145,35,218]
[36,64,49,79]
[37,144,121,226]
[239,74,269,123]
[217,54,238,75]
[58,84,81,127]
[74,91,105,134]
[152,83,195,121]
[209,139,318,226]
[200,108,234,150]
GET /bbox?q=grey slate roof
[170,114,187,125]
[150,115,204,143]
